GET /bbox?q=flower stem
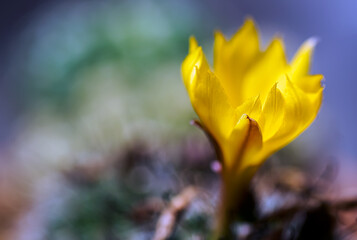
[213,168,256,240]
[214,183,237,239]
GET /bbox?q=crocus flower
[181,18,323,237]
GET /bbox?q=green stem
[213,168,256,240]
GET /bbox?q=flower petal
[291,38,318,79]
[294,74,323,93]
[258,83,285,141]
[190,69,236,142]
[181,38,208,91]
[241,38,288,101]
[262,76,323,156]
[213,18,260,106]
[223,114,262,170]
[235,95,262,121]
[182,40,236,142]
[188,36,199,54]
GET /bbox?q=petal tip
[214,30,226,45]
[271,37,285,48]
[304,37,319,50]
[243,16,256,28]
[189,36,199,53]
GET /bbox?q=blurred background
[0,0,356,239]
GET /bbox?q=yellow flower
[182,18,323,237]
[182,18,323,176]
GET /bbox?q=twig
[153,186,198,240]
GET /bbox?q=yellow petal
[295,74,323,93]
[222,114,262,170]
[213,18,260,106]
[182,43,235,142]
[181,39,209,91]
[262,76,323,156]
[190,69,236,142]
[189,36,199,54]
[241,38,288,101]
[258,83,285,141]
[235,95,262,121]
[291,38,318,79]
